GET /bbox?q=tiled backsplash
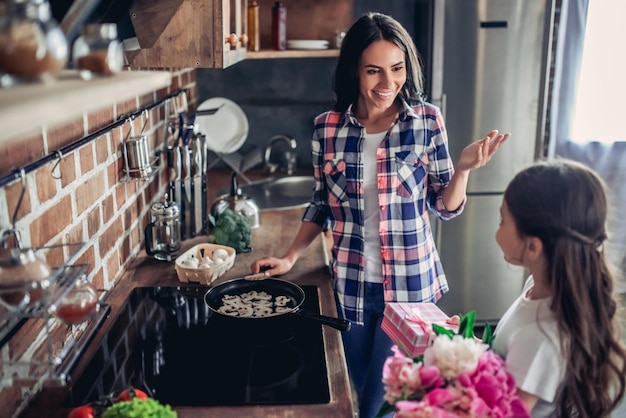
[0,68,196,417]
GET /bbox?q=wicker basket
[174,243,236,284]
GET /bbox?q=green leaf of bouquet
[433,323,455,338]
[375,401,395,417]
[482,322,494,347]
[458,311,476,339]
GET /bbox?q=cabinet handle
[239,33,248,46]
[225,33,238,47]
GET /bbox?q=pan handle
[292,308,351,332]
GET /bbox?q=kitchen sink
[218,175,315,210]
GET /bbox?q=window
[571,0,626,143]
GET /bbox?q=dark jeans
[337,282,394,418]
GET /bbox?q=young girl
[492,159,626,417]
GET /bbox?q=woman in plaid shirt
[251,12,509,418]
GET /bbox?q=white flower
[422,335,488,380]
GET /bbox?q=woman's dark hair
[332,12,425,112]
[504,159,626,417]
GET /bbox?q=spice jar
[0,248,51,311]
[0,0,68,80]
[72,23,124,80]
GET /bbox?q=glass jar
[0,0,68,80]
[0,248,51,311]
[72,23,124,80]
[51,275,99,325]
[144,195,181,261]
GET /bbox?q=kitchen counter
[21,208,353,418]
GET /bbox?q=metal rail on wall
[0,88,189,188]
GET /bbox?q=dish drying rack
[0,262,110,412]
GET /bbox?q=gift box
[381,303,457,357]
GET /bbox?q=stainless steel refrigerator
[427,0,555,324]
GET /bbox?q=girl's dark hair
[332,12,425,112]
[504,159,626,417]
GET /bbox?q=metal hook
[51,150,63,179]
[140,108,150,135]
[5,168,27,249]
[123,116,134,142]
[11,168,26,228]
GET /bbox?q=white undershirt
[362,131,386,283]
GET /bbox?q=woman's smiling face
[357,40,406,112]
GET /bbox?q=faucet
[264,135,297,175]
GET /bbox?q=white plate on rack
[196,97,249,154]
[286,39,329,50]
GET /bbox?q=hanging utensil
[191,133,204,236]
[200,134,209,235]
[194,103,224,116]
[181,115,194,239]
[173,145,185,241]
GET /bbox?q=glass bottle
[0,0,68,80]
[72,23,124,80]
[271,1,286,51]
[247,1,260,52]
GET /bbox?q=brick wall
[0,68,197,417]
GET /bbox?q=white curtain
[551,0,626,291]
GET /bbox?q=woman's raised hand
[455,130,510,171]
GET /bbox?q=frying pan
[203,278,351,332]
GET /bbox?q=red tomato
[67,405,95,418]
[116,387,149,402]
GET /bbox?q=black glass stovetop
[76,285,331,407]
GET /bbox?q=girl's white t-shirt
[492,276,565,418]
[362,131,386,283]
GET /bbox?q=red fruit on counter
[116,387,149,402]
[67,405,95,418]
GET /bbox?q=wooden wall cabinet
[125,0,353,68]
[127,0,247,69]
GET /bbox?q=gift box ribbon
[405,307,432,333]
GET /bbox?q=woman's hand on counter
[250,256,295,277]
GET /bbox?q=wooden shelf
[0,70,172,144]
[247,49,339,59]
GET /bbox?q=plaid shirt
[302,99,465,324]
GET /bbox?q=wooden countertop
[21,208,353,418]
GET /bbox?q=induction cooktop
[68,285,331,407]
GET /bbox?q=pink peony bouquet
[376,311,530,418]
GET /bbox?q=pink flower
[458,350,530,418]
[382,346,445,404]
[419,365,445,390]
[380,341,531,418]
[423,387,456,406]
[395,400,458,418]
